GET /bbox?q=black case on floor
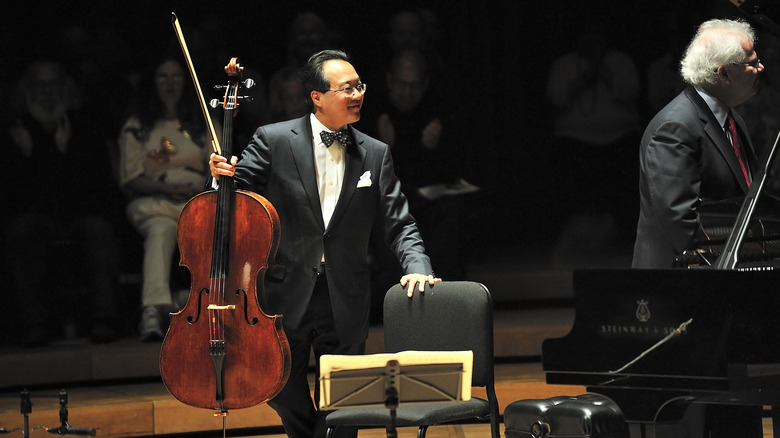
[504,393,628,438]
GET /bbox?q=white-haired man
[632,18,764,438]
[633,18,764,268]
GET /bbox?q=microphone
[45,423,97,436]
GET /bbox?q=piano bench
[504,393,628,438]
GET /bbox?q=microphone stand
[384,360,400,438]
[0,389,96,436]
[46,390,97,436]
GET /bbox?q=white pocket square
[357,170,372,188]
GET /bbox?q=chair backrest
[383,281,494,387]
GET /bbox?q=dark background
[0,0,759,256]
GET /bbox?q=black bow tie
[320,129,352,147]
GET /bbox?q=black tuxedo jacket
[233,115,432,344]
[632,86,759,268]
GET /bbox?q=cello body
[160,188,290,410]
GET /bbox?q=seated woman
[118,54,215,341]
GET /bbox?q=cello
[159,14,291,413]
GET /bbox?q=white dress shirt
[309,114,346,229]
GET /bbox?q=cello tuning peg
[239,96,254,102]
[242,78,255,89]
[209,98,221,109]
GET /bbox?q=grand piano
[542,2,780,437]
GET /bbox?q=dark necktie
[726,114,751,187]
[320,129,352,147]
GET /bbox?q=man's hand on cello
[209,153,238,179]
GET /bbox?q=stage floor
[0,305,580,437]
[0,362,583,437]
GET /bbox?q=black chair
[325,281,499,438]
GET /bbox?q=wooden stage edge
[0,307,579,437]
[0,362,585,437]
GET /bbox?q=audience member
[117,54,214,342]
[544,21,642,265]
[267,11,332,124]
[361,49,473,285]
[386,10,429,53]
[3,60,121,346]
[268,65,309,122]
[365,9,444,99]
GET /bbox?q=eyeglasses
[324,83,367,96]
[733,58,761,68]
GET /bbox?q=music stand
[319,350,473,438]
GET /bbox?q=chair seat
[326,397,490,427]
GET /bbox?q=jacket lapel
[687,87,751,193]
[288,116,326,229]
[731,111,759,176]
[327,126,366,231]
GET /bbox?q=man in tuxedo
[209,49,439,438]
[632,18,764,438]
[633,18,763,269]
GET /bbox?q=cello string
[214,187,225,341]
[215,80,238,342]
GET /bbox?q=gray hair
[680,19,756,86]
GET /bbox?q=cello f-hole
[185,287,208,324]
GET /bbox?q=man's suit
[233,114,432,345]
[632,85,759,268]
